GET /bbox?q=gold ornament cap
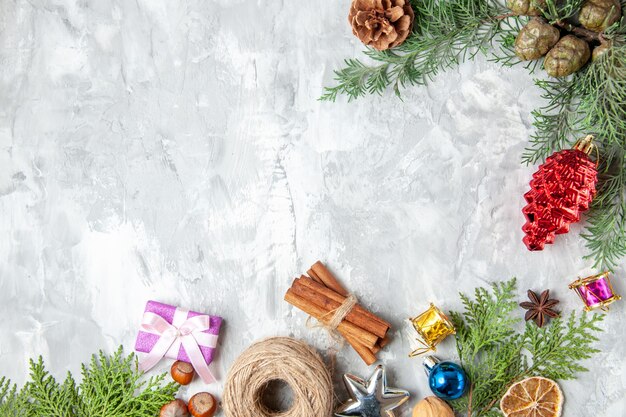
[573,135,598,159]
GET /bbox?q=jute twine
[307,294,358,342]
[325,294,358,331]
[222,337,334,417]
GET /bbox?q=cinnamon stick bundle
[291,277,389,339]
[284,261,391,365]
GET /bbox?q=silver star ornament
[335,365,410,417]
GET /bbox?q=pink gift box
[135,300,222,366]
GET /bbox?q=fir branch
[27,358,78,417]
[77,347,178,417]
[578,41,626,147]
[452,279,519,360]
[541,0,586,23]
[582,152,626,269]
[449,279,523,417]
[321,0,509,101]
[522,75,585,164]
[523,311,604,380]
[577,39,626,269]
[583,198,626,269]
[0,347,178,417]
[553,20,602,43]
[449,279,604,417]
[320,59,390,102]
[0,378,30,416]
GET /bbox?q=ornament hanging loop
[574,135,599,166]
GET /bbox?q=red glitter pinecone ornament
[522,135,598,251]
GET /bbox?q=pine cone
[348,0,415,51]
[579,0,622,32]
[543,35,591,77]
[592,40,612,61]
[507,0,547,16]
[515,18,560,60]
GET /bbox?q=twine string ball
[222,337,334,417]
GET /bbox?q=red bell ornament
[522,135,598,251]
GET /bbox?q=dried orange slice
[500,376,563,417]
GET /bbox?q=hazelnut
[188,392,218,417]
[160,399,190,417]
[171,361,195,385]
[412,396,455,417]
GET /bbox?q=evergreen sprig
[324,0,626,269]
[0,347,178,417]
[523,311,604,380]
[522,75,586,165]
[449,278,604,417]
[320,0,509,101]
[0,378,30,416]
[27,359,78,416]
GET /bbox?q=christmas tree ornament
[408,303,456,357]
[500,376,563,417]
[412,396,454,417]
[519,289,560,327]
[348,0,415,51]
[515,18,560,60]
[543,35,591,77]
[335,365,410,417]
[522,135,598,251]
[569,271,622,311]
[507,0,547,15]
[579,0,622,32]
[423,356,468,400]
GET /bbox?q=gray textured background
[0,0,624,415]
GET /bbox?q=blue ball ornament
[423,356,468,400]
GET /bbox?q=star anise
[520,289,560,327]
